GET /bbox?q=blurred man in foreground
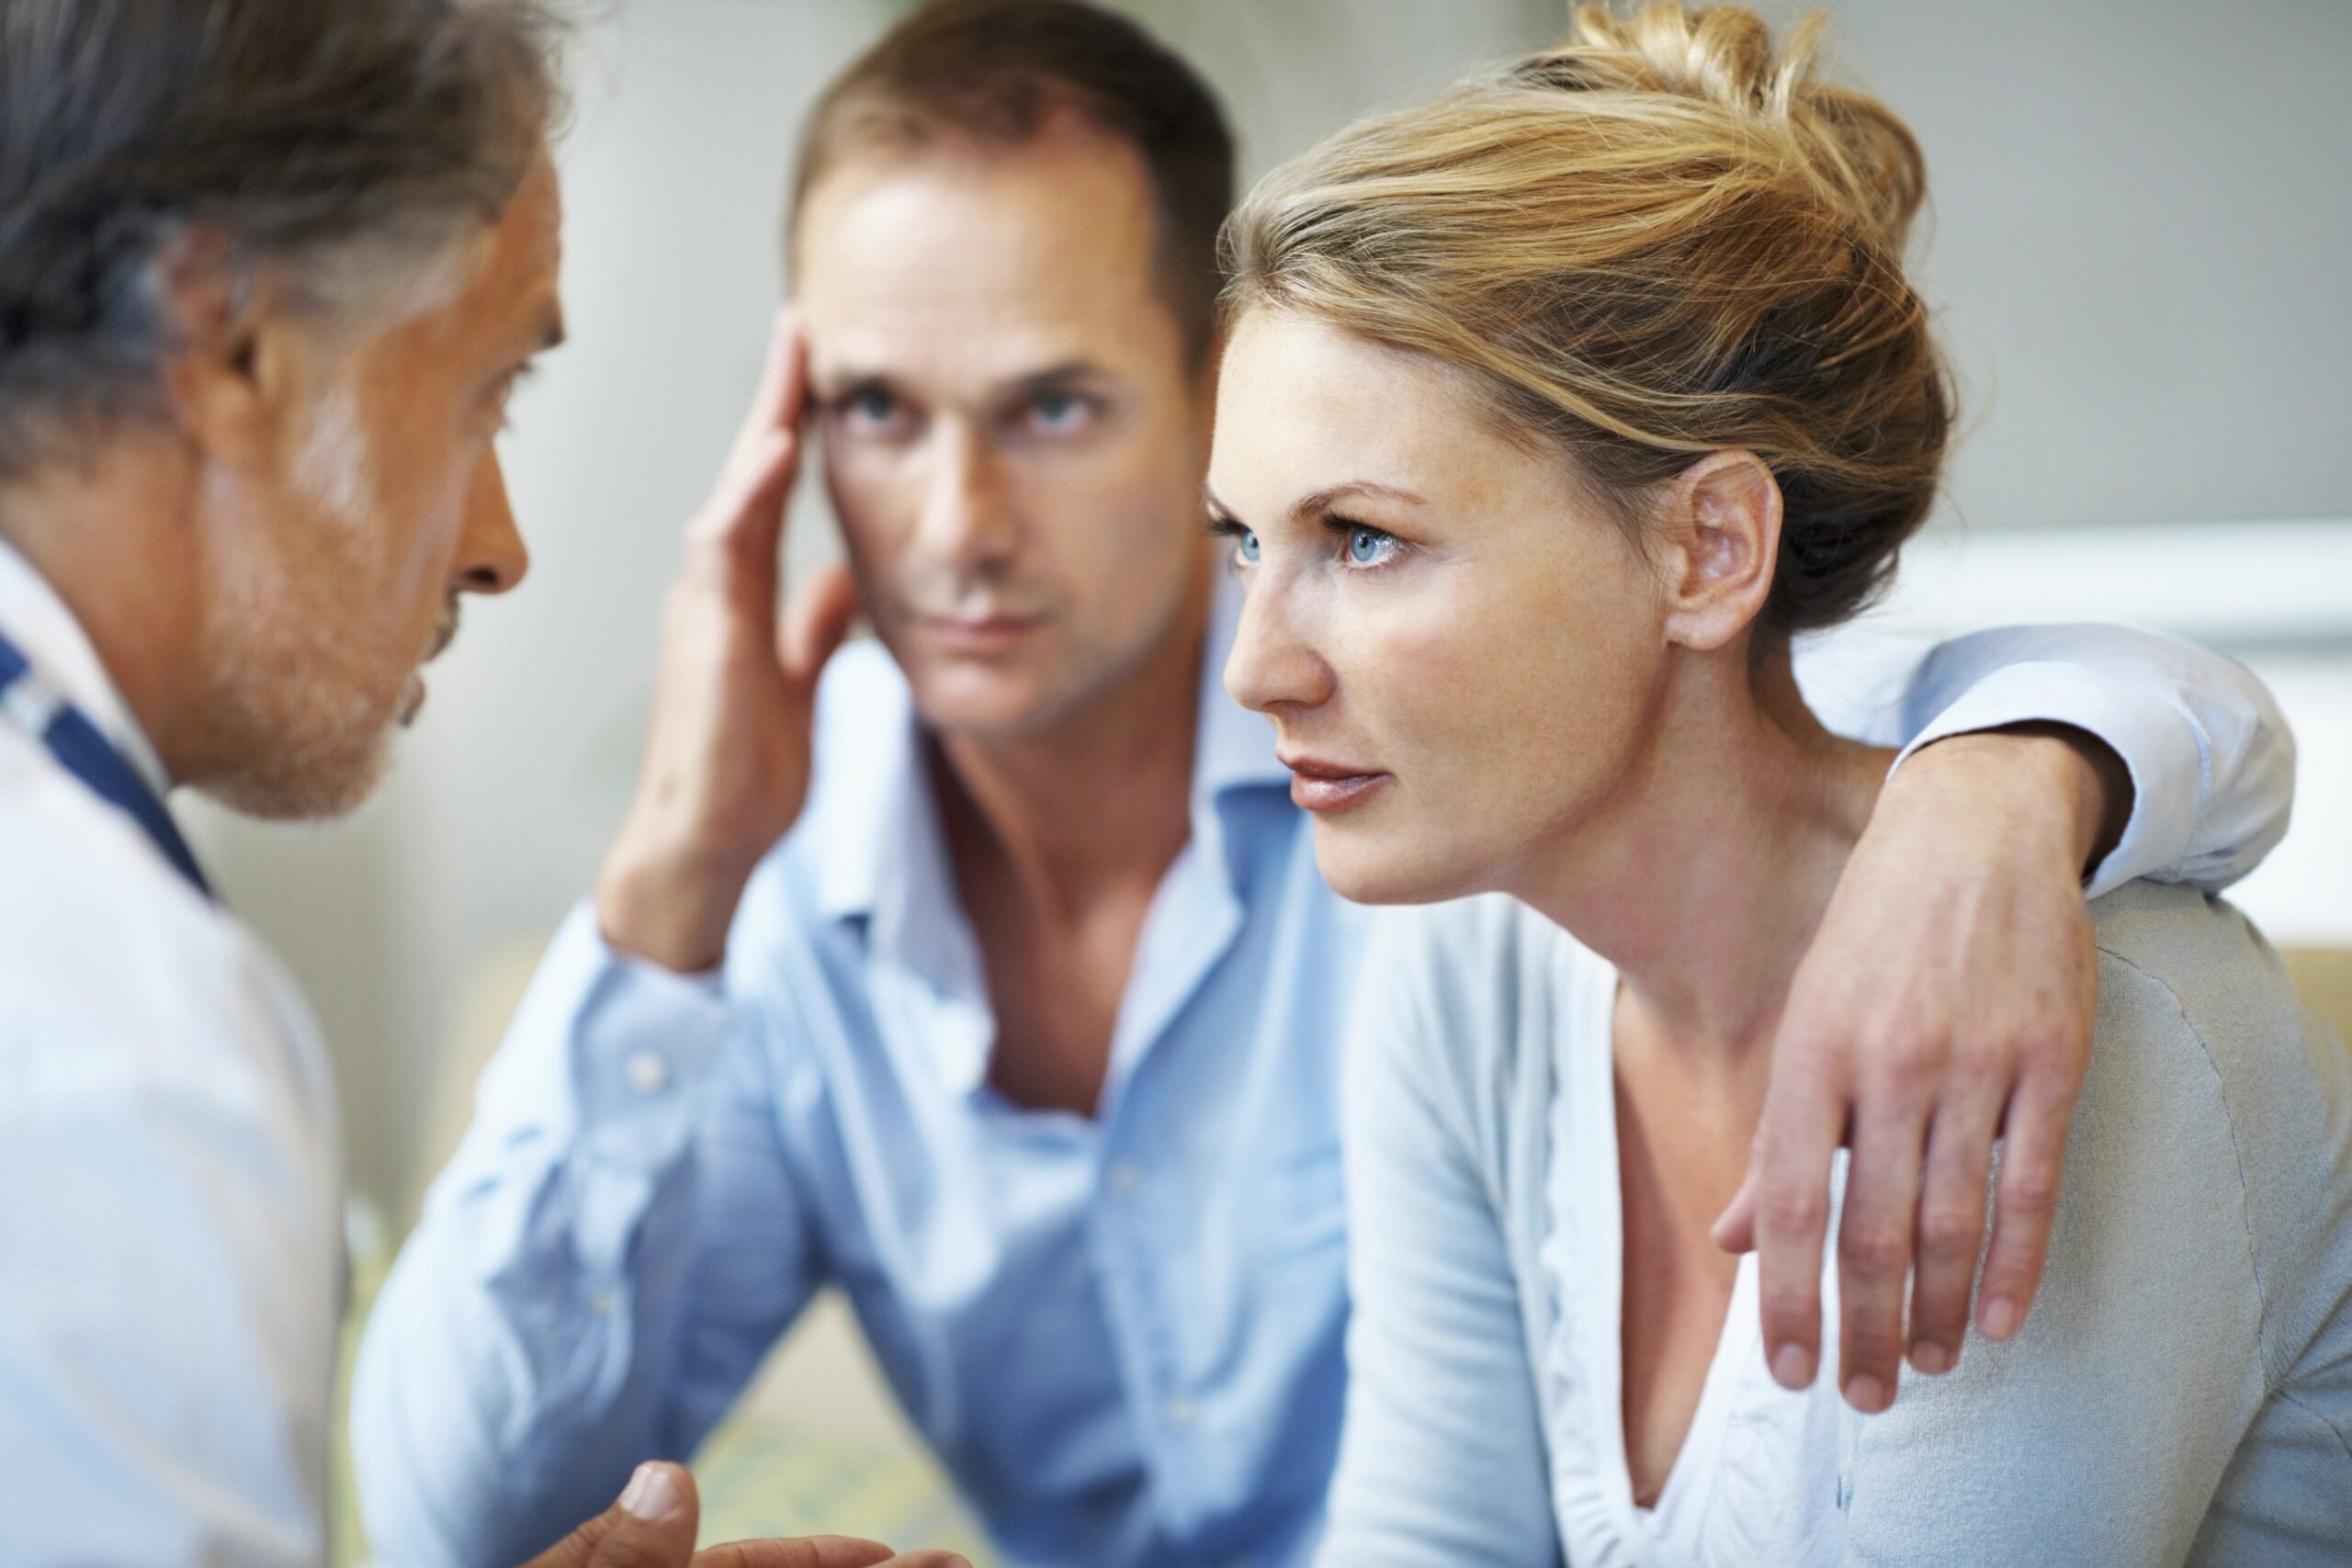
[356,2,2293,1564]
[0,3,959,1564]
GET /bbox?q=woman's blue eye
[1347,526,1396,566]
[851,389,897,423]
[1238,529,1261,564]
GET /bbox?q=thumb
[1711,1165,1758,1256]
[777,558,861,685]
[524,1461,701,1568]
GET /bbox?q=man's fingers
[691,310,809,561]
[1905,1091,2000,1376]
[1752,1063,1846,1392]
[1977,1069,2079,1342]
[691,1538,967,1568]
[777,559,861,684]
[1710,1164,1758,1255]
[733,307,808,457]
[524,1461,699,1568]
[1834,1096,1928,1414]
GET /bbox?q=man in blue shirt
[353,3,2295,1563]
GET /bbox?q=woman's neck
[1519,641,1897,1067]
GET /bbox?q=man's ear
[150,228,300,469]
[1656,449,1782,652]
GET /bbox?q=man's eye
[1026,391,1095,434]
[848,389,899,424]
[1346,525,1397,567]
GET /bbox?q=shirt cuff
[486,902,737,1171]
[1887,661,2204,900]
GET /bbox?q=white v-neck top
[1537,951,1846,1564]
[1320,885,2352,1567]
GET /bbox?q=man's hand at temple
[1714,722,2133,1413]
[524,1460,967,1568]
[596,310,861,973]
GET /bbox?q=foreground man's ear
[150,225,304,472]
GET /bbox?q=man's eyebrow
[1009,359,1110,396]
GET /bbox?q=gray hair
[0,0,570,482]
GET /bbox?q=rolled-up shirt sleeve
[1795,621,2295,897]
[353,900,823,1567]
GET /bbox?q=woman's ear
[1655,449,1781,652]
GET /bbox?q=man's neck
[935,576,1211,919]
[0,446,204,783]
[1520,644,1896,1069]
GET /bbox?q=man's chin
[197,723,397,823]
[906,661,1075,743]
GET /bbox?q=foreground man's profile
[0,3,958,1565]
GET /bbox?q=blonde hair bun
[1224,1,1952,637]
[1521,5,1927,257]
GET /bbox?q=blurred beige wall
[179,0,2352,1219]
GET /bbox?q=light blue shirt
[352,587,2294,1568]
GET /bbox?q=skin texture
[598,116,1216,1116]
[0,158,563,818]
[1213,304,2111,1473]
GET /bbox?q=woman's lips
[1283,756,1390,813]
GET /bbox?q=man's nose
[458,450,530,596]
[913,426,1018,571]
[1224,571,1334,716]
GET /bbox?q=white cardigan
[1320,882,2352,1566]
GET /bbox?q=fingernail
[619,1461,685,1522]
[1911,1341,1952,1376]
[1982,1296,2020,1340]
[1770,1342,1814,1390]
[1845,1373,1888,1414]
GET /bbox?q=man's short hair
[0,0,569,483]
[789,0,1235,363]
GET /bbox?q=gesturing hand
[597,309,861,974]
[523,1460,967,1568]
[1713,726,2126,1413]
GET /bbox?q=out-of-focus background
[168,0,2348,1558]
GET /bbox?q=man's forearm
[1905,722,2134,883]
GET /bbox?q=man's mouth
[401,604,461,728]
[914,607,1047,655]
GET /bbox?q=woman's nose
[1224,574,1335,716]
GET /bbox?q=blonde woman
[1207,6,2352,1562]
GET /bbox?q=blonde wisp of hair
[1222,3,1953,636]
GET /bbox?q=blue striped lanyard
[0,626,212,900]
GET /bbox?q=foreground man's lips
[399,670,428,727]
[1281,753,1390,813]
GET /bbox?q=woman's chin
[1312,828,1479,908]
